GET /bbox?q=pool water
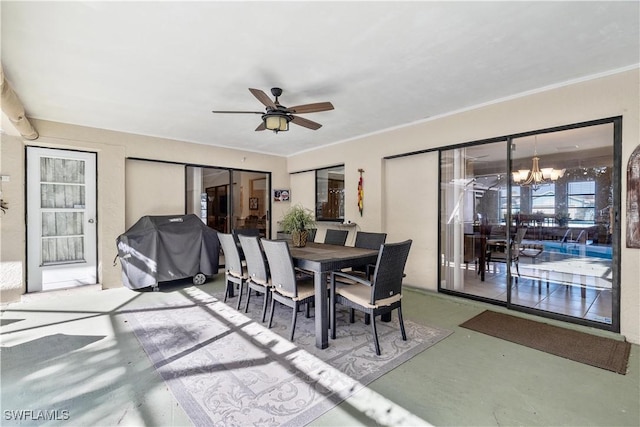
[541,240,612,260]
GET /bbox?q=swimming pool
[541,241,613,259]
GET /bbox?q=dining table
[287,241,379,349]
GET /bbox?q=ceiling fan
[212,87,334,133]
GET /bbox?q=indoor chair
[261,239,316,341]
[218,232,248,310]
[330,239,413,355]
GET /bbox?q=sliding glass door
[440,140,510,301]
[509,124,616,325]
[439,119,619,331]
[186,166,271,238]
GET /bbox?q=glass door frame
[438,116,622,333]
[185,164,272,239]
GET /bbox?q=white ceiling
[2,1,638,157]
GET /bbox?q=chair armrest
[366,263,375,279]
[331,270,372,286]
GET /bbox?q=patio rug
[125,287,451,426]
[460,310,630,374]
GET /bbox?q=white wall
[288,69,640,344]
[384,151,439,288]
[0,119,288,297]
[125,159,185,228]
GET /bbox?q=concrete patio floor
[1,275,638,426]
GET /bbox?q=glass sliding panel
[186,167,230,232]
[510,124,614,325]
[186,166,270,238]
[440,141,509,300]
[232,171,269,238]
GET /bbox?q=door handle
[88,218,95,224]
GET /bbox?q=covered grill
[116,214,219,290]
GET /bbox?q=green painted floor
[1,276,638,426]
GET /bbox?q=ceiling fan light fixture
[263,113,290,133]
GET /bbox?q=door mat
[460,310,631,374]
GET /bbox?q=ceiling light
[263,112,291,133]
[512,136,565,190]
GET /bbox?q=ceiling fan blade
[249,88,276,108]
[286,102,334,114]
[212,110,264,114]
[291,115,322,130]
[255,122,266,131]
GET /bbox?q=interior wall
[287,69,640,344]
[125,159,185,228]
[0,120,288,299]
[383,151,439,289]
[0,134,27,302]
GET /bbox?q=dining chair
[238,234,271,322]
[307,228,317,243]
[232,228,261,243]
[324,229,348,246]
[217,232,248,310]
[352,231,387,276]
[261,239,316,341]
[330,239,412,355]
[486,226,527,281]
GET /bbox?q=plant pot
[292,230,309,247]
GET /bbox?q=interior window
[531,183,556,216]
[316,165,345,221]
[500,186,520,222]
[568,181,596,225]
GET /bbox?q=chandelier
[512,137,565,190]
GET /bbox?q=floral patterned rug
[125,287,451,426]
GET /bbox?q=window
[316,165,345,221]
[531,183,555,215]
[568,181,595,225]
[499,185,520,223]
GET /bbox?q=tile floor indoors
[450,253,613,323]
[1,274,638,427]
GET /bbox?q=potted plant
[281,204,316,247]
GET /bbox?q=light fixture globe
[262,111,291,133]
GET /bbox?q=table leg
[315,271,329,349]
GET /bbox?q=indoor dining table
[287,241,379,349]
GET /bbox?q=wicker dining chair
[217,232,248,310]
[307,228,317,243]
[352,231,387,276]
[324,229,348,245]
[330,239,413,355]
[261,239,315,341]
[238,234,271,322]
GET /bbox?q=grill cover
[116,214,219,289]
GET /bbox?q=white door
[27,147,97,292]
